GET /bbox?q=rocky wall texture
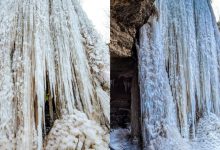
[110,0,155,57]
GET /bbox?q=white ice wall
[138,0,220,149]
[0,0,109,149]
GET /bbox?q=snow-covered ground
[110,128,140,150]
[110,114,220,150]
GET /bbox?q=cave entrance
[43,75,57,137]
[111,57,140,141]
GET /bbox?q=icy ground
[110,114,220,150]
[110,128,140,150]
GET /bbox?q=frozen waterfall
[138,0,220,149]
[0,0,109,149]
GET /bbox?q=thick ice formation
[191,113,220,150]
[137,0,220,149]
[0,0,109,149]
[44,110,109,150]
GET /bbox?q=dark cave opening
[111,73,132,128]
[111,57,141,141]
[111,58,133,128]
[43,75,57,137]
[44,97,56,136]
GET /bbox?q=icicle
[0,0,109,149]
[138,0,220,149]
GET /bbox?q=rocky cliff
[110,0,155,57]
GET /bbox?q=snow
[45,110,109,150]
[110,128,140,150]
[192,113,220,150]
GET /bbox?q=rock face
[110,0,155,57]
